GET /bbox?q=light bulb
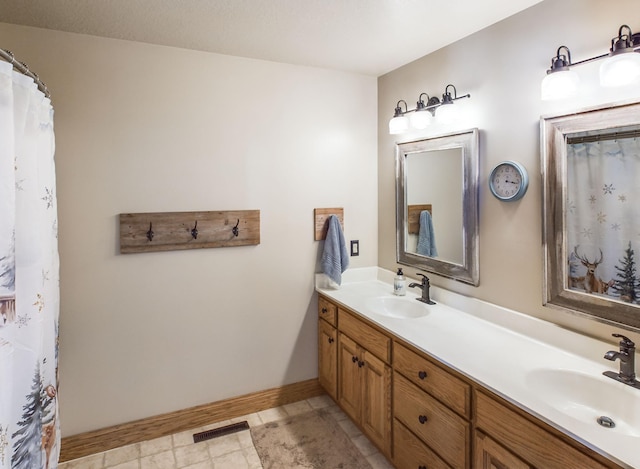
[541,69,579,100]
[409,111,433,130]
[389,115,409,135]
[600,52,640,87]
[436,103,457,125]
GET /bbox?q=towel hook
[232,219,240,237]
[191,221,198,239]
[146,222,154,242]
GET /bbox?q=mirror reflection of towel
[416,210,437,257]
[321,215,349,285]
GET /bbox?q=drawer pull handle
[352,356,359,363]
[418,466,427,469]
[418,415,428,424]
[321,308,328,314]
[328,337,334,344]
[418,370,427,380]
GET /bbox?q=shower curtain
[0,60,60,468]
[566,135,640,301]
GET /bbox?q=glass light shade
[435,103,457,125]
[541,69,579,100]
[409,110,433,129]
[600,52,640,87]
[389,115,409,134]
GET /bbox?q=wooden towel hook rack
[314,208,344,240]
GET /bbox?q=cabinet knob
[418,415,428,424]
[321,307,328,314]
[352,356,359,363]
[418,370,428,380]
[358,360,365,368]
[328,337,334,344]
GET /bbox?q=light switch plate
[350,240,359,256]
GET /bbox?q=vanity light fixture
[434,85,460,125]
[409,93,437,130]
[388,84,471,134]
[601,25,640,87]
[389,100,410,135]
[541,46,580,101]
[542,24,640,100]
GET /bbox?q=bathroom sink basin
[364,296,430,319]
[526,368,640,437]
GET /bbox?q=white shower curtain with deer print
[0,61,60,468]
[567,134,640,303]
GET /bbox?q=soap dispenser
[394,268,406,296]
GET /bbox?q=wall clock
[488,161,529,201]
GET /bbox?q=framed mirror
[542,100,640,331]
[396,128,479,285]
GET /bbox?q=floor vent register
[192,421,250,443]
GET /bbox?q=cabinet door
[318,319,337,400]
[338,333,361,422]
[476,392,610,469]
[474,431,530,469]
[361,350,391,454]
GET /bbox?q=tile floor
[58,395,394,469]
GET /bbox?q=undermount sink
[526,368,640,437]
[364,296,430,319]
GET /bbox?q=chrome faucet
[408,273,436,305]
[603,333,640,389]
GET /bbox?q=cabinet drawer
[476,391,610,469]
[394,374,469,469]
[318,296,337,326]
[393,419,451,469]
[339,309,391,364]
[394,342,470,417]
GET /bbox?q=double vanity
[316,267,640,469]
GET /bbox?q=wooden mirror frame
[541,100,640,331]
[395,128,479,286]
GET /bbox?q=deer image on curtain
[0,60,60,468]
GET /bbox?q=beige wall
[378,0,640,344]
[0,23,378,436]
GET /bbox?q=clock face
[489,161,528,201]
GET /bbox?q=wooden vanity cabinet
[317,294,624,469]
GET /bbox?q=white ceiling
[0,0,542,76]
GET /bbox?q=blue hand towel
[416,210,437,257]
[321,215,349,285]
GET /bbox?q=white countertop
[316,267,640,469]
